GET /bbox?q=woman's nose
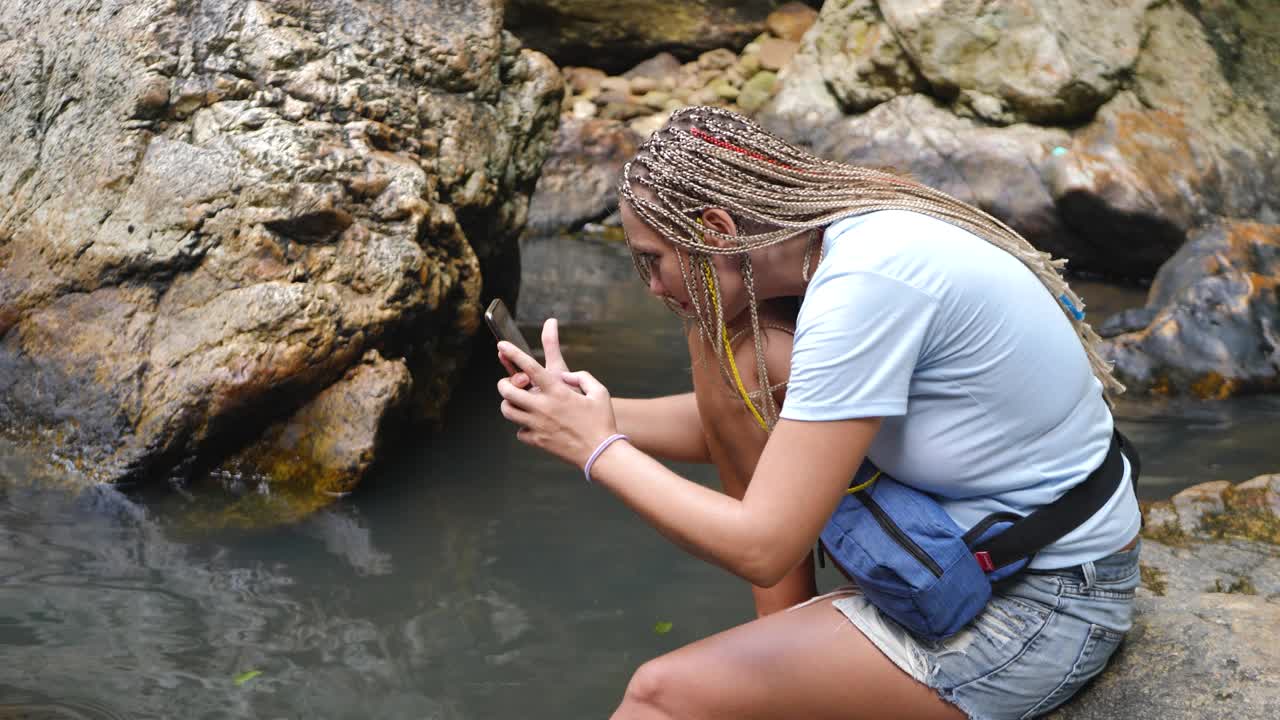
[648,273,665,297]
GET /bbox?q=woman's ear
[699,208,738,247]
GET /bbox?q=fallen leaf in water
[234,670,262,686]
[654,621,673,635]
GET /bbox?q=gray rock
[1171,481,1233,535]
[881,0,1151,125]
[622,52,684,83]
[1054,483,1280,718]
[1100,221,1280,397]
[526,118,641,236]
[770,0,924,117]
[1236,475,1280,518]
[0,1,562,495]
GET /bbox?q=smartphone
[484,298,534,356]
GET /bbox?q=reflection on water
[0,234,1277,718]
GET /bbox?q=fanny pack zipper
[852,489,945,578]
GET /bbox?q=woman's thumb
[562,370,605,396]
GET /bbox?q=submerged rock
[0,1,562,501]
[1099,221,1280,398]
[238,350,414,498]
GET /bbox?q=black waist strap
[971,430,1140,571]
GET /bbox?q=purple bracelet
[584,433,629,484]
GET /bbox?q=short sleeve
[780,271,938,421]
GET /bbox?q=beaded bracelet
[584,433,629,484]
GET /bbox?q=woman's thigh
[612,596,964,720]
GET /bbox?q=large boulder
[0,0,562,495]
[764,0,1279,278]
[769,0,1152,125]
[1098,221,1280,398]
[504,0,820,74]
[880,0,1151,125]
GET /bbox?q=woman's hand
[497,321,619,469]
[498,318,569,391]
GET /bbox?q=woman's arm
[590,415,878,587]
[613,394,710,464]
[497,328,877,588]
[692,312,816,613]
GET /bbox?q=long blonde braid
[619,106,1124,428]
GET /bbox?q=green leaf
[653,621,673,635]
[234,670,262,686]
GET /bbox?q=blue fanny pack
[819,431,1136,641]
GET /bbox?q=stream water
[1,234,1278,718]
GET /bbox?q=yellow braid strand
[701,259,770,432]
[846,470,881,494]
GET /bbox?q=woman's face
[620,200,694,312]
[620,199,752,320]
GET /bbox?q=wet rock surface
[0,0,562,497]
[240,349,414,498]
[1099,221,1280,398]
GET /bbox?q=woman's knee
[619,655,693,719]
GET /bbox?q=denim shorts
[821,542,1140,719]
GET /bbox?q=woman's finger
[498,341,556,389]
[500,399,535,428]
[498,350,519,377]
[541,318,569,375]
[497,376,542,411]
[564,370,609,399]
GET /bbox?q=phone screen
[484,298,534,356]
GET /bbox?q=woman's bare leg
[610,596,964,720]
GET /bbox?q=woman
[496,106,1141,720]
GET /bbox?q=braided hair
[618,106,1124,428]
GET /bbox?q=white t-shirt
[780,210,1140,569]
